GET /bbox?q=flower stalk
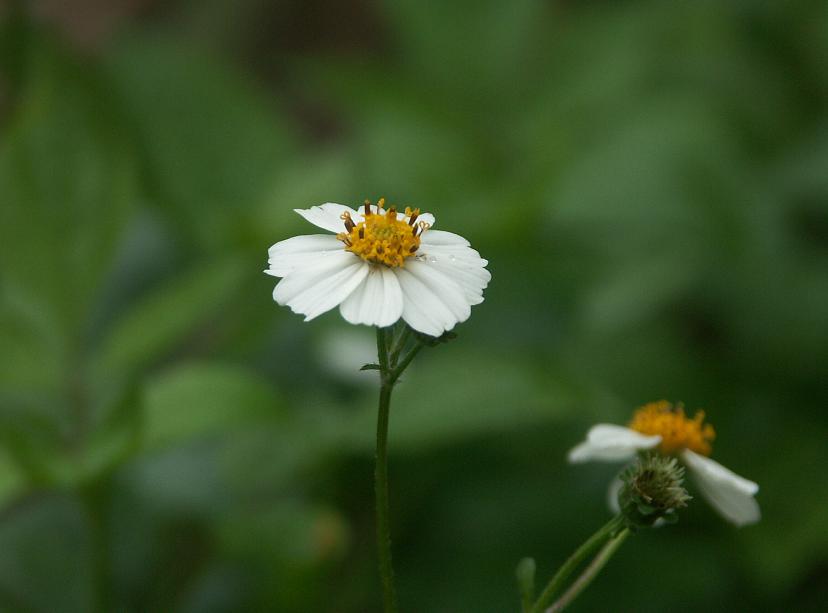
[529,515,625,613]
[527,452,691,612]
[374,327,397,613]
[546,527,630,613]
[373,324,425,613]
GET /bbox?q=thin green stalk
[377,326,391,371]
[372,325,425,612]
[388,325,413,368]
[374,327,398,613]
[389,343,423,385]
[530,515,625,613]
[515,557,537,613]
[547,529,630,613]
[375,379,397,612]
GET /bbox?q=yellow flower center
[337,198,428,268]
[628,400,715,456]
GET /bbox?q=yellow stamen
[338,199,423,267]
[628,400,715,456]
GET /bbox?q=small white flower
[568,401,760,527]
[265,200,491,336]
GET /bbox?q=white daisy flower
[568,400,760,527]
[265,199,491,336]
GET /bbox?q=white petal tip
[681,449,761,527]
[724,498,761,527]
[567,446,590,464]
[566,425,661,464]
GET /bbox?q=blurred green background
[1,1,827,611]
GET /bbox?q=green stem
[377,326,391,371]
[547,529,630,613]
[530,515,625,613]
[388,325,413,368]
[389,343,423,385]
[372,325,425,612]
[374,327,398,613]
[516,557,536,613]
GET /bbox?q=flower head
[265,200,490,336]
[628,400,715,456]
[568,400,760,527]
[618,454,691,529]
[338,200,427,268]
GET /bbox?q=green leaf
[742,426,828,593]
[0,287,64,392]
[106,36,294,246]
[385,0,546,101]
[0,494,95,613]
[0,33,137,339]
[0,450,25,509]
[216,503,350,612]
[94,256,248,377]
[142,362,281,449]
[218,502,350,566]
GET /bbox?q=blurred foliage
[1,1,827,611]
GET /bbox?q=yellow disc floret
[337,198,428,268]
[628,400,716,456]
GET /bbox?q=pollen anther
[628,400,716,456]
[406,207,420,226]
[340,211,356,232]
[338,198,424,267]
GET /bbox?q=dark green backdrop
[1,1,827,611]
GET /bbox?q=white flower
[568,401,760,527]
[265,200,490,336]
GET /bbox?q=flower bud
[618,454,691,529]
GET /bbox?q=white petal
[294,202,358,233]
[681,450,760,527]
[607,477,623,514]
[413,212,435,227]
[419,229,470,247]
[587,424,659,445]
[418,240,489,273]
[421,243,489,266]
[272,251,369,321]
[265,234,343,277]
[339,265,404,328]
[568,424,661,463]
[394,267,458,336]
[423,248,489,270]
[397,210,435,227]
[405,260,471,323]
[415,247,490,304]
